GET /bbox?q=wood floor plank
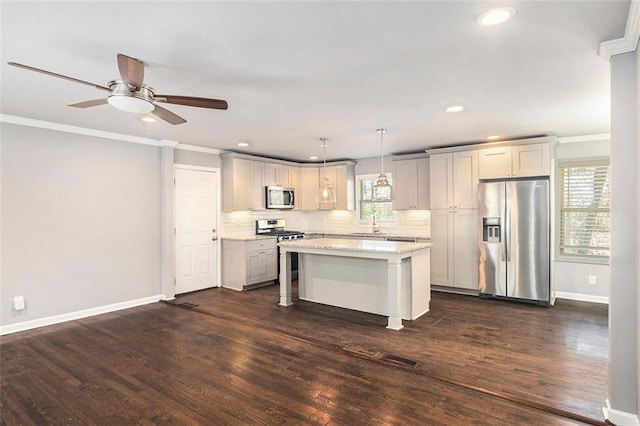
[1,287,606,425]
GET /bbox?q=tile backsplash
[222,209,430,238]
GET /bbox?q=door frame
[173,164,222,292]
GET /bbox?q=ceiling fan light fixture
[107,80,155,113]
[108,94,154,113]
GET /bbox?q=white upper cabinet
[222,157,265,212]
[429,150,478,210]
[479,143,550,179]
[300,167,320,211]
[305,164,356,211]
[512,144,550,177]
[392,157,430,210]
[264,163,295,188]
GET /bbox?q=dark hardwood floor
[1,284,608,425]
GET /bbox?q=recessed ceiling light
[309,156,319,160]
[237,142,250,147]
[446,105,464,113]
[487,135,500,140]
[478,7,516,26]
[141,116,156,123]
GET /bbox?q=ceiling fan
[7,53,228,125]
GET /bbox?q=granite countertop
[306,232,430,240]
[221,235,277,241]
[278,237,431,254]
[222,232,430,241]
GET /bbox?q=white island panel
[299,254,412,317]
[279,238,431,329]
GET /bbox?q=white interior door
[175,167,219,294]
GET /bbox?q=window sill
[555,256,609,266]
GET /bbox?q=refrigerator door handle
[505,201,511,262]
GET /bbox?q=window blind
[559,161,610,259]
[358,177,394,221]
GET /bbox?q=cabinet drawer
[245,238,277,252]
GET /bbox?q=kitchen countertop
[221,235,277,241]
[278,237,431,255]
[221,232,429,241]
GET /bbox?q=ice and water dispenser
[482,217,501,243]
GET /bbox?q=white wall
[553,139,611,302]
[175,149,221,168]
[1,123,162,327]
[608,48,639,421]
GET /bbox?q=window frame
[356,174,395,224]
[556,158,610,264]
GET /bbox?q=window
[559,160,610,260]
[357,175,394,222]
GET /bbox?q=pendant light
[316,137,337,203]
[372,128,393,201]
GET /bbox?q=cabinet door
[416,157,430,209]
[263,163,278,187]
[430,209,454,286]
[512,143,550,177]
[453,209,479,290]
[264,249,278,281]
[453,150,479,209]
[300,167,319,210]
[233,159,251,211]
[247,250,262,285]
[429,154,453,209]
[393,159,417,210]
[248,160,265,210]
[479,147,512,179]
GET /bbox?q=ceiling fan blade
[8,62,110,91]
[155,94,228,110]
[68,98,108,108]
[117,53,144,89]
[151,104,186,125]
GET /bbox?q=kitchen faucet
[372,211,380,233]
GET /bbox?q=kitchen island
[278,238,431,330]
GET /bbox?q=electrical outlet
[588,275,597,285]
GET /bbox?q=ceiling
[0,1,630,162]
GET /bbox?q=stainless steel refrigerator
[477,179,550,304]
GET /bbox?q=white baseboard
[554,291,609,304]
[0,295,167,336]
[603,399,640,425]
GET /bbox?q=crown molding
[557,133,610,144]
[1,114,162,146]
[176,143,222,155]
[599,0,640,61]
[1,115,222,155]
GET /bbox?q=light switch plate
[13,296,25,310]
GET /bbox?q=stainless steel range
[256,219,304,280]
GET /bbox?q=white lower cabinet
[222,238,278,290]
[430,208,478,290]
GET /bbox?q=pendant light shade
[372,128,393,201]
[316,137,337,203]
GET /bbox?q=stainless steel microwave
[266,186,295,209]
